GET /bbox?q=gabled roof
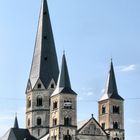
[77,115,107,136]
[28,0,59,89]
[51,54,76,96]
[99,60,124,101]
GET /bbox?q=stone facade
[49,93,77,140]
[98,99,124,140]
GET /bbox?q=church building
[1,0,125,140]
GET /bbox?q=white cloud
[119,64,136,72]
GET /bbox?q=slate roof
[100,61,124,101]
[51,54,76,96]
[29,0,59,89]
[1,128,37,140]
[13,116,19,129]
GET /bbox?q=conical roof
[29,0,59,89]
[99,60,124,101]
[13,115,19,129]
[51,54,76,96]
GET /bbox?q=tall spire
[29,0,59,89]
[13,114,19,129]
[100,60,123,101]
[52,53,76,96]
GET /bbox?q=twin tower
[25,0,124,140]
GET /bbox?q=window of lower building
[38,129,40,136]
[37,117,42,126]
[101,122,105,129]
[64,135,72,140]
[51,136,57,140]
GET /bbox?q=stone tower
[98,61,125,140]
[25,0,59,139]
[49,54,77,140]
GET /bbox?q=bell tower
[25,0,59,139]
[98,61,125,140]
[49,54,77,140]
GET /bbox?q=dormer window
[51,84,54,88]
[37,83,41,89]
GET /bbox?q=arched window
[37,83,41,89]
[64,117,71,126]
[114,138,119,140]
[112,106,120,114]
[64,135,72,140]
[101,122,105,129]
[27,98,31,108]
[51,136,57,140]
[37,117,42,126]
[102,105,106,114]
[51,84,54,88]
[28,119,30,126]
[37,96,42,106]
[53,101,58,109]
[53,118,57,126]
[113,122,119,129]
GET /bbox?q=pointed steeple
[52,53,76,96]
[100,60,123,101]
[13,115,19,129]
[59,53,71,88]
[29,0,59,89]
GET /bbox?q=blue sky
[0,0,140,139]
